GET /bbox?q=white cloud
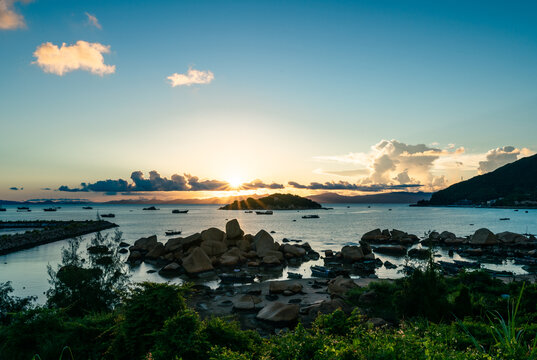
[167,67,214,87]
[0,0,29,30]
[33,41,116,76]
[477,146,533,174]
[85,12,101,29]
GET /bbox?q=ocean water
[1,203,536,302]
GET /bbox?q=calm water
[1,204,536,302]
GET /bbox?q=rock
[233,294,262,310]
[220,254,240,267]
[201,240,228,257]
[470,228,499,245]
[281,244,306,257]
[118,248,128,254]
[325,250,334,257]
[254,230,275,257]
[226,219,244,239]
[364,253,376,260]
[132,235,158,252]
[408,248,431,259]
[384,261,397,269]
[465,248,484,256]
[264,250,284,261]
[359,290,377,305]
[237,238,252,252]
[262,255,281,266]
[119,241,130,247]
[164,237,184,253]
[445,237,466,245]
[382,229,391,238]
[440,231,456,242]
[374,245,407,256]
[368,317,388,327]
[497,231,527,244]
[269,281,303,294]
[145,243,166,260]
[362,229,384,241]
[341,245,364,262]
[256,302,299,324]
[390,229,407,241]
[359,241,372,255]
[327,275,358,297]
[247,261,260,267]
[127,250,142,263]
[182,247,214,274]
[166,233,203,253]
[201,227,225,243]
[158,262,183,276]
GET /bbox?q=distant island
[219,193,322,210]
[416,153,537,207]
[308,191,431,204]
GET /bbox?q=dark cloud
[288,181,422,192]
[41,187,51,191]
[241,179,284,190]
[185,174,228,191]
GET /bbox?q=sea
[1,203,536,302]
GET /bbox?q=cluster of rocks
[126,219,319,278]
[423,228,535,247]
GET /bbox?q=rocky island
[219,193,323,210]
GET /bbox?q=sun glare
[227,176,244,189]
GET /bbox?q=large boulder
[165,233,202,253]
[226,219,244,240]
[374,245,407,256]
[254,230,275,257]
[182,247,214,274]
[158,262,183,276]
[262,255,281,266]
[201,240,228,257]
[470,228,499,245]
[164,237,183,253]
[362,229,384,241]
[341,245,364,262]
[440,231,456,242]
[281,244,306,257]
[127,250,142,263]
[408,248,431,259]
[359,241,373,255]
[327,276,358,297]
[269,281,303,294]
[132,235,158,252]
[497,231,527,244]
[201,227,225,243]
[233,294,262,310]
[145,243,166,260]
[220,247,243,267]
[390,229,407,241]
[237,237,252,252]
[256,302,299,324]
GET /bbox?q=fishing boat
[16,208,31,212]
[82,206,93,210]
[143,206,159,210]
[302,214,319,219]
[0,207,6,212]
[172,209,189,214]
[100,213,115,218]
[43,208,57,212]
[499,218,510,221]
[165,230,182,236]
[255,210,273,215]
[244,210,253,213]
[17,206,29,210]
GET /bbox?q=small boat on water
[101,213,115,218]
[43,208,57,212]
[499,218,510,221]
[143,206,159,211]
[287,272,303,279]
[17,209,31,212]
[0,207,6,212]
[255,210,273,215]
[302,214,319,219]
[17,206,29,210]
[82,206,93,210]
[165,230,182,236]
[244,210,253,213]
[172,209,189,214]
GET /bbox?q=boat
[302,214,319,219]
[17,206,29,210]
[16,209,31,212]
[255,210,273,215]
[0,207,6,212]
[100,213,115,218]
[244,210,253,213]
[82,206,93,210]
[143,206,159,211]
[165,230,182,236]
[499,218,510,221]
[43,208,57,212]
[172,209,189,214]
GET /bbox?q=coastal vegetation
[2,230,537,359]
[418,153,537,207]
[219,193,322,210]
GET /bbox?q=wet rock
[359,241,372,255]
[440,231,456,242]
[201,240,228,257]
[256,302,299,324]
[497,231,527,244]
[445,237,466,245]
[254,230,275,257]
[282,244,306,257]
[158,262,183,276]
[201,227,225,243]
[390,229,407,241]
[269,281,303,294]
[182,247,214,274]
[233,294,262,310]
[262,255,281,266]
[127,250,142,263]
[132,235,158,252]
[374,245,407,256]
[384,261,397,269]
[362,229,384,241]
[226,219,244,240]
[470,228,499,245]
[264,250,284,261]
[119,241,130,247]
[145,243,166,260]
[408,248,431,259]
[118,248,128,254]
[327,276,358,297]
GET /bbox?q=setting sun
[227,175,244,189]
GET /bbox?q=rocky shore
[0,220,118,255]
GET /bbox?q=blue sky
[1,0,536,200]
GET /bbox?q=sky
[1,0,536,201]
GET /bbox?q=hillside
[219,193,322,210]
[308,191,431,204]
[420,153,537,206]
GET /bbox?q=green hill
[219,193,322,210]
[420,153,537,206]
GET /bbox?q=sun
[227,176,244,189]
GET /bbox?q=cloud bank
[33,41,115,76]
[0,0,28,30]
[58,171,280,193]
[85,12,101,29]
[167,68,214,87]
[288,181,422,192]
[477,146,531,175]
